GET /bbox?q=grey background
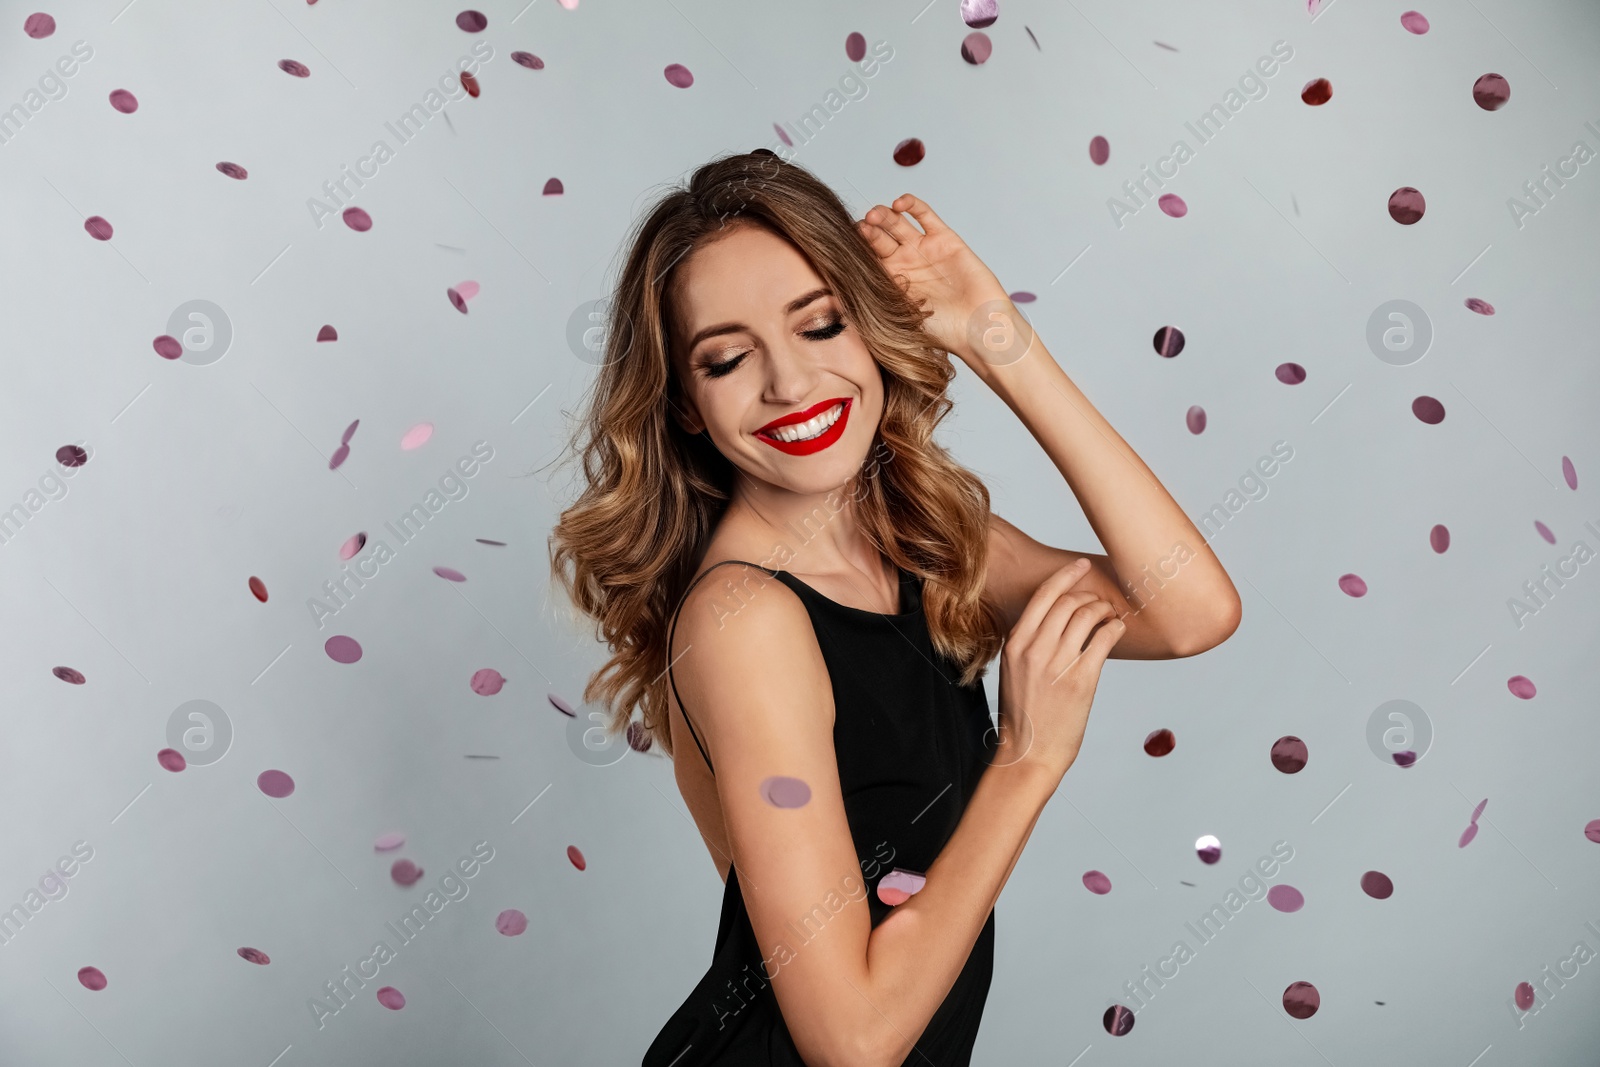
[2,0,1598,1064]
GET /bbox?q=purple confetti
[1388,187,1425,225]
[1185,406,1206,434]
[1275,362,1306,384]
[1082,870,1112,895]
[1430,524,1450,553]
[434,566,467,582]
[390,859,423,886]
[325,635,363,663]
[376,986,406,1010]
[663,63,693,88]
[153,335,182,360]
[1338,573,1368,597]
[549,692,577,717]
[455,9,487,32]
[1103,1004,1135,1036]
[157,748,186,772]
[1267,884,1304,912]
[1471,798,1488,823]
[511,51,544,70]
[1283,981,1320,1019]
[84,216,113,241]
[845,32,866,62]
[960,0,997,29]
[1583,819,1600,843]
[1507,675,1536,699]
[109,89,138,113]
[1458,823,1478,848]
[1472,72,1510,111]
[1561,456,1577,489]
[257,769,295,798]
[496,909,528,936]
[1393,750,1417,767]
[342,206,372,232]
[216,162,247,180]
[1464,297,1495,315]
[53,666,85,684]
[237,947,270,965]
[1089,135,1109,165]
[77,966,107,991]
[1534,521,1555,544]
[1360,870,1394,899]
[1158,193,1187,218]
[278,59,310,77]
[1412,396,1445,424]
[1270,736,1308,774]
[1195,834,1221,864]
[959,32,992,65]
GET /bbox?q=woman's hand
[991,558,1127,782]
[857,194,1013,369]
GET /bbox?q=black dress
[642,559,998,1067]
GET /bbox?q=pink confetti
[567,845,586,870]
[496,909,528,936]
[1464,297,1495,315]
[549,692,577,717]
[1534,520,1555,544]
[325,635,363,663]
[1472,73,1510,111]
[893,138,925,166]
[25,12,56,38]
[1430,524,1450,553]
[846,32,866,62]
[960,0,997,28]
[1338,573,1367,597]
[53,666,85,684]
[109,89,138,113]
[1507,675,1536,699]
[84,216,113,241]
[1143,728,1175,757]
[1267,884,1304,912]
[1158,193,1187,218]
[1195,834,1221,864]
[1082,870,1112,895]
[511,51,544,70]
[663,63,693,88]
[376,986,406,1010]
[455,280,480,301]
[1388,187,1425,225]
[1088,135,1109,165]
[877,868,927,906]
[1458,823,1479,848]
[1561,456,1577,489]
[157,748,186,772]
[153,335,182,359]
[1471,798,1488,823]
[774,123,793,146]
[338,533,367,561]
[374,833,405,851]
[470,668,505,695]
[1270,736,1308,774]
[542,177,563,195]
[341,419,360,445]
[317,324,338,342]
[1283,981,1320,1019]
[1185,406,1206,434]
[959,32,992,65]
[400,423,433,450]
[257,769,295,798]
[448,288,468,314]
[390,859,423,886]
[434,566,467,582]
[456,10,487,32]
[1399,10,1430,33]
[77,966,107,991]
[1360,870,1394,898]
[278,59,310,77]
[342,206,372,231]
[216,161,247,180]
[329,443,350,470]
[237,947,270,965]
[1514,981,1535,1010]
[1275,362,1306,384]
[1103,1004,1135,1036]
[760,776,811,808]
[1584,819,1600,843]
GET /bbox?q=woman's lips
[755,398,851,456]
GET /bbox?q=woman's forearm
[853,758,1060,1067]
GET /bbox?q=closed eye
[700,315,847,379]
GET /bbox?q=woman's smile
[753,397,852,455]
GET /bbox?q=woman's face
[669,221,883,499]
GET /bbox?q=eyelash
[701,316,846,379]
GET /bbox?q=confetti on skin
[496,909,528,936]
[1338,573,1367,597]
[448,288,468,314]
[1393,750,1417,767]
[542,177,563,195]
[1276,362,1307,384]
[1195,835,1221,864]
[77,967,107,991]
[567,845,586,871]
[157,748,186,772]
[435,566,467,582]
[339,533,367,560]
[1361,870,1394,898]
[342,206,372,232]
[1515,982,1535,1010]
[1534,521,1555,544]
[1301,78,1331,105]
[1400,10,1430,33]
[376,986,406,1010]
[329,443,350,470]
[237,947,270,965]
[549,693,577,717]
[400,423,433,450]
[877,868,927,905]
[1009,291,1035,303]
[390,859,423,886]
[511,51,544,70]
[56,444,87,467]
[960,0,997,29]
[1283,981,1320,1019]
[663,63,693,88]
[1562,457,1577,489]
[460,70,480,97]
[455,10,487,32]
[1473,73,1510,111]
[109,89,138,113]
[1430,525,1450,553]
[1507,675,1536,699]
[626,721,653,752]
[1185,406,1206,434]
[317,324,337,341]
[846,32,866,62]
[85,216,113,240]
[341,420,359,445]
[325,635,363,664]
[1271,736,1308,774]
[1153,326,1184,357]
[470,668,505,695]
[960,32,992,65]
[258,770,295,798]
[1388,187,1425,224]
[893,138,925,166]
[760,776,812,808]
[279,59,310,78]
[216,162,247,179]
[25,13,56,38]
[1584,819,1600,843]
[1158,193,1187,217]
[1088,135,1109,165]
[154,335,182,359]
[1267,885,1304,912]
[54,667,86,684]
[248,576,268,602]
[1143,729,1175,757]
[374,833,405,851]
[1082,870,1112,895]
[1464,297,1495,315]
[1103,1004,1135,1035]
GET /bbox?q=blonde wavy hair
[546,149,1005,758]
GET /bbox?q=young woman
[548,150,1241,1067]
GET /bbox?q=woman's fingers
[892,193,950,235]
[1010,558,1093,645]
[857,214,900,259]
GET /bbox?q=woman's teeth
[766,402,844,442]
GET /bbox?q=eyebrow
[685,287,833,353]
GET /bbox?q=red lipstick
[753,397,851,456]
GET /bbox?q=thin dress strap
[666,560,780,776]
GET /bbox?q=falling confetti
[511,51,544,70]
[279,59,310,78]
[549,693,577,717]
[455,10,487,32]
[1275,362,1307,384]
[1400,10,1430,33]
[471,668,505,695]
[455,280,480,301]
[109,89,138,113]
[1153,326,1184,357]
[216,162,247,179]
[325,635,363,664]
[317,324,338,342]
[56,444,87,467]
[342,206,372,232]
[1082,870,1112,895]
[1270,736,1308,773]
[1195,834,1221,864]
[960,32,992,65]
[1301,78,1332,105]
[1534,521,1555,544]
[496,909,528,936]
[1471,798,1488,823]
[846,32,866,62]
[1464,297,1495,315]
[1267,885,1304,912]
[760,776,811,808]
[77,966,107,991]
[53,666,86,684]
[435,566,467,582]
[460,70,480,97]
[1185,406,1206,434]
[391,859,423,886]
[626,720,653,752]
[237,947,270,965]
[329,444,350,470]
[257,770,295,798]
[478,538,507,546]
[376,986,406,1010]
[1283,981,1320,1019]
[1360,870,1394,898]
[567,845,586,870]
[774,124,793,146]
[663,63,693,88]
[1158,193,1187,217]
[1025,26,1039,49]
[1103,1004,1135,1035]
[893,138,925,166]
[1507,675,1536,699]
[339,533,367,560]
[1561,456,1577,489]
[448,287,468,314]
[1340,571,1371,596]
[1388,187,1425,225]
[84,216,113,241]
[153,335,182,359]
[1088,135,1109,165]
[1154,41,1178,52]
[1429,525,1450,553]
[157,748,186,772]
[1514,982,1535,1010]
[960,0,997,28]
[1583,819,1600,843]
[1472,73,1510,110]
[24,12,56,37]
[1393,750,1417,768]
[341,419,359,445]
[1008,291,1035,303]
[1143,728,1175,757]
[400,423,434,450]
[374,833,405,851]
[543,177,563,195]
